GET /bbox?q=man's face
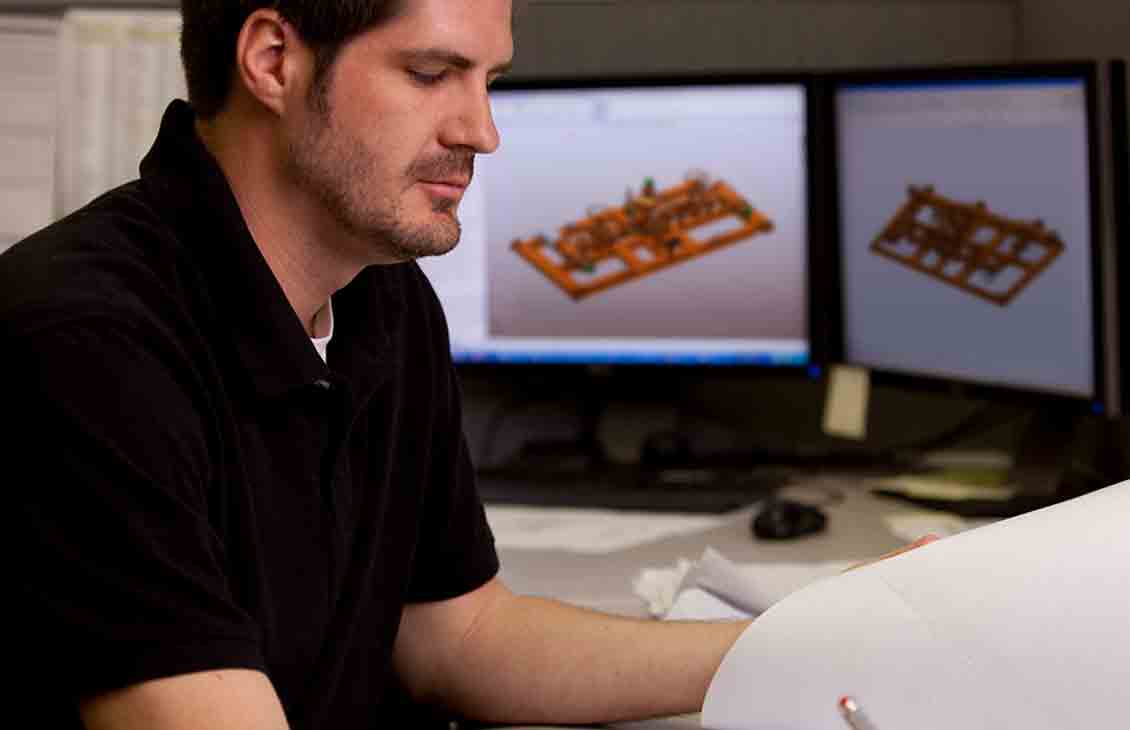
[284,0,513,262]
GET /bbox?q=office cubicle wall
[0,0,1020,244]
[508,0,1018,78]
[0,0,1050,462]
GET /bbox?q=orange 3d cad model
[510,172,774,300]
[871,185,1064,306]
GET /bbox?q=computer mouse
[751,498,827,540]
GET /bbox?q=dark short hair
[180,0,404,118]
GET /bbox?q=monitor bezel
[449,70,830,380]
[1107,59,1129,419]
[823,60,1112,416]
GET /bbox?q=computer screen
[418,76,814,368]
[832,64,1111,412]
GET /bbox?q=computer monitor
[418,73,821,372]
[828,61,1123,510]
[1109,60,1130,418]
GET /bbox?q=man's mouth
[419,178,469,201]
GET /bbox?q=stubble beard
[285,96,469,261]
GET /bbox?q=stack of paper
[485,504,727,555]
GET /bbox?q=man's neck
[195,111,359,337]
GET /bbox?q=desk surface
[486,476,931,729]
[495,477,911,615]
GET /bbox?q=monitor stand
[475,380,786,513]
[497,387,611,476]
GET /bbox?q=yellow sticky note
[822,364,870,440]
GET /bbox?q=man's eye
[408,70,446,85]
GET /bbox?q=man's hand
[845,533,939,572]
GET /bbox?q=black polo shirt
[4,100,498,728]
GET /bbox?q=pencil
[838,696,879,730]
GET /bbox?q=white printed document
[485,505,725,555]
[702,479,1130,730]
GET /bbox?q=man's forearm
[444,592,749,725]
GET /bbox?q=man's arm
[394,576,748,725]
[79,669,290,730]
[394,536,940,725]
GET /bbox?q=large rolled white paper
[701,480,1130,730]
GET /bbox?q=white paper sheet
[664,587,753,622]
[639,548,855,620]
[822,364,869,439]
[485,505,725,554]
[702,479,1130,730]
[683,549,855,618]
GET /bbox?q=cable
[476,390,538,471]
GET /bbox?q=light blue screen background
[837,79,1095,398]
[480,86,808,342]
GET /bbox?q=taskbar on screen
[452,349,809,367]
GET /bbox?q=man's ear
[233,9,310,116]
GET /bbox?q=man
[5,1,924,727]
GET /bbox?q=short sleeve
[402,272,498,603]
[9,318,266,701]
[405,412,500,603]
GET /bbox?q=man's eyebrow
[397,48,513,76]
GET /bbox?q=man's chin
[387,221,461,260]
[409,239,459,259]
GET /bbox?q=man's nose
[443,85,501,154]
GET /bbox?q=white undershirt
[310,299,334,363]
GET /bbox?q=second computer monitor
[832,63,1110,411]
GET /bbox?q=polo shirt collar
[138,100,402,401]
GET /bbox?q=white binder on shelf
[55,8,185,218]
[0,14,60,251]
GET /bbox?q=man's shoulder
[0,181,198,336]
